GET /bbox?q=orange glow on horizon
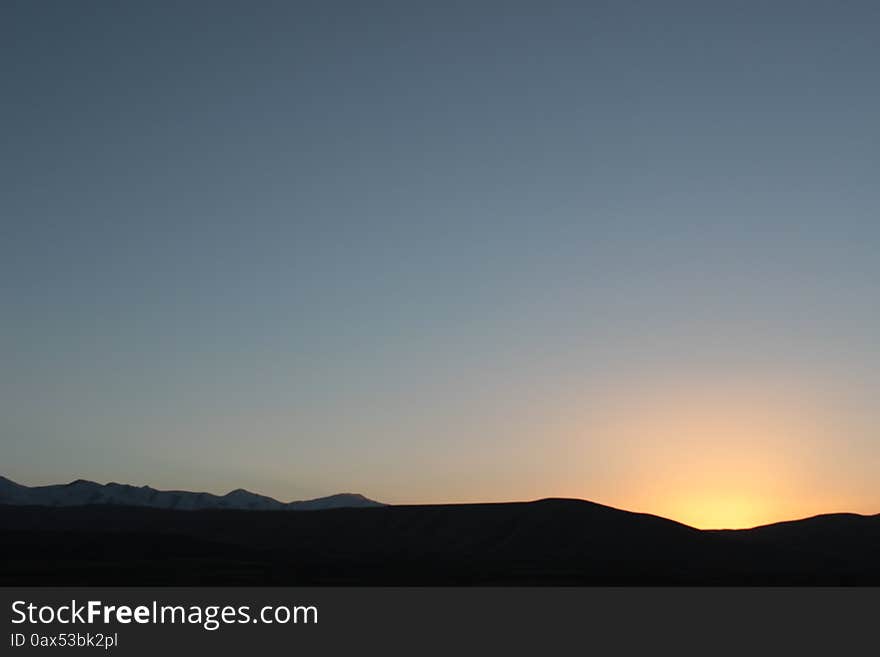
[557,372,852,529]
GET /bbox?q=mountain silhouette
[0,475,381,511]
[0,488,877,585]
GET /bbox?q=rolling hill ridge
[1,487,877,585]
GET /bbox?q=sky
[2,0,878,528]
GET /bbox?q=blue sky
[2,1,878,526]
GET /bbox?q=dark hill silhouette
[1,498,878,584]
[710,512,880,580]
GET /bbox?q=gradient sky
[2,1,878,528]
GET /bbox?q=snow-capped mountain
[0,476,382,511]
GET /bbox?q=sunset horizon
[3,467,875,531]
[3,1,879,594]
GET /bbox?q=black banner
[1,587,875,655]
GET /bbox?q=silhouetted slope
[711,512,880,579]
[2,499,877,584]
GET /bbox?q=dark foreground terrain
[1,499,878,585]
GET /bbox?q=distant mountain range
[0,476,382,511]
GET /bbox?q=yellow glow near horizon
[562,373,842,529]
[665,493,783,530]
